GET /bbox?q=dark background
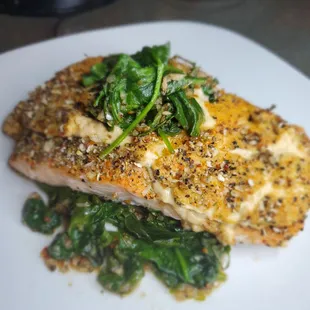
[1,0,309,77]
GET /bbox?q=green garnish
[99,62,164,158]
[24,184,230,298]
[23,194,61,234]
[82,63,108,87]
[164,76,207,96]
[158,128,174,153]
[202,77,219,103]
[82,43,219,157]
[170,91,204,137]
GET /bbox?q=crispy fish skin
[3,57,310,246]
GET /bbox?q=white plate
[0,21,309,310]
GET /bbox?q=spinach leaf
[82,43,220,156]
[107,231,224,289]
[99,61,165,157]
[96,55,138,127]
[126,66,156,104]
[201,77,219,103]
[168,93,188,130]
[185,97,205,137]
[91,63,108,79]
[170,91,205,137]
[98,249,144,295]
[164,76,207,96]
[38,183,76,214]
[202,85,216,103]
[132,43,170,66]
[90,53,160,139]
[142,103,179,137]
[22,194,61,234]
[164,65,184,75]
[159,120,182,136]
[48,233,75,260]
[81,55,120,87]
[36,185,229,296]
[82,63,108,87]
[82,75,98,87]
[66,195,116,265]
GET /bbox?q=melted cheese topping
[224,224,236,244]
[193,88,216,129]
[152,181,209,227]
[138,142,166,167]
[230,132,305,160]
[66,114,132,145]
[267,131,305,158]
[228,212,242,223]
[230,148,256,159]
[240,182,273,215]
[175,205,207,226]
[153,182,175,205]
[205,207,215,219]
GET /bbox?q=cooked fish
[3,57,310,247]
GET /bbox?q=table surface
[1,0,310,77]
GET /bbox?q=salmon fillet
[3,57,310,246]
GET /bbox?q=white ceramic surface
[0,21,309,310]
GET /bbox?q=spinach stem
[158,129,174,154]
[100,62,165,158]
